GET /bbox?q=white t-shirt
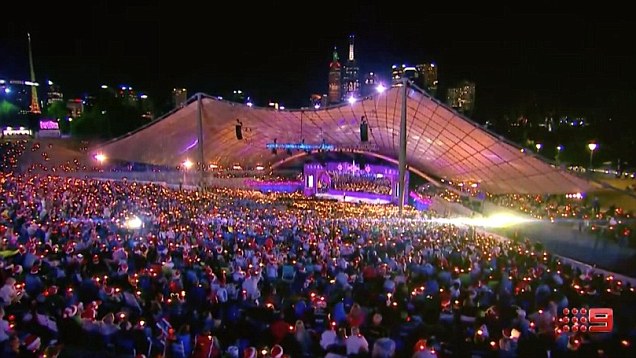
[0,319,10,342]
[345,335,369,356]
[320,330,337,350]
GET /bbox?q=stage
[315,191,392,204]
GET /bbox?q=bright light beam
[125,216,143,230]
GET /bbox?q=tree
[44,101,70,134]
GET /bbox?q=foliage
[70,91,151,139]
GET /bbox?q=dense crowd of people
[331,173,392,196]
[0,169,634,358]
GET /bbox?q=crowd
[331,173,392,196]
[0,169,634,358]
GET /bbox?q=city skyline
[1,4,635,119]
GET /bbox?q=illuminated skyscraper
[446,81,476,115]
[327,48,341,104]
[391,64,418,86]
[342,35,360,101]
[415,63,438,96]
[172,88,188,108]
[46,81,64,105]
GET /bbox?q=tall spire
[27,32,41,114]
[348,34,355,62]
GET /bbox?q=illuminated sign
[2,127,32,136]
[559,308,614,333]
[39,120,60,130]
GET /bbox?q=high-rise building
[327,48,341,104]
[172,88,188,108]
[342,35,360,101]
[46,81,64,105]
[446,81,476,114]
[391,64,418,86]
[66,99,84,118]
[362,72,377,97]
[415,63,438,96]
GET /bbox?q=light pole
[94,153,106,165]
[588,143,597,172]
[183,159,193,186]
[535,143,542,153]
[556,145,563,164]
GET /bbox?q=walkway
[482,202,636,277]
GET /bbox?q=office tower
[446,81,476,114]
[46,81,64,105]
[327,48,342,104]
[415,63,438,96]
[342,35,360,101]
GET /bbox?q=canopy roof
[95,86,591,194]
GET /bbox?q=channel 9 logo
[560,308,613,333]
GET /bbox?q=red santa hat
[271,344,284,358]
[23,334,41,351]
[243,347,257,358]
[81,306,96,320]
[48,285,59,295]
[30,264,40,275]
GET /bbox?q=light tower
[27,33,41,114]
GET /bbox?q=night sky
[2,3,635,117]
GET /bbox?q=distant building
[342,35,360,101]
[446,81,476,114]
[1,80,35,115]
[46,81,64,105]
[310,94,326,108]
[362,72,377,97]
[140,94,153,120]
[327,48,342,104]
[117,86,137,103]
[230,90,246,104]
[391,64,418,86]
[415,63,438,96]
[66,99,84,118]
[172,88,187,108]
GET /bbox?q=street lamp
[94,153,107,164]
[587,143,597,172]
[555,145,563,164]
[182,159,193,186]
[535,143,542,152]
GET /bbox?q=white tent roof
[95,86,591,194]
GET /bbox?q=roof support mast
[398,77,408,216]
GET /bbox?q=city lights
[376,84,386,93]
[182,159,193,169]
[94,153,107,163]
[347,96,356,104]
